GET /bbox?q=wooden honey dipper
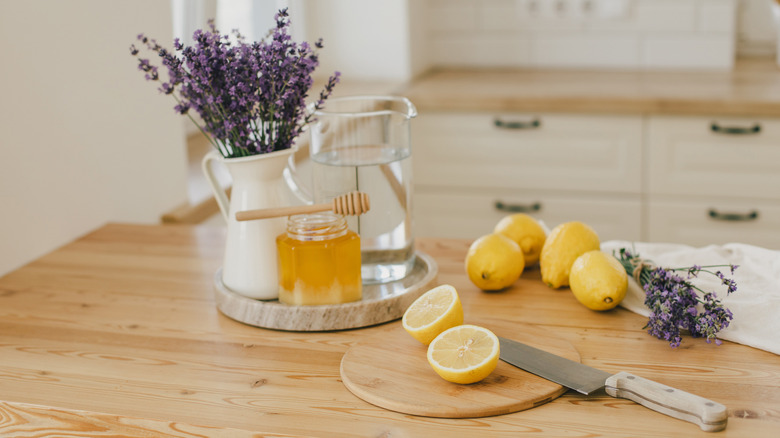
[235,191,370,221]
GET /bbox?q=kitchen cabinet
[402,59,780,248]
[413,112,642,192]
[412,111,780,248]
[646,196,780,248]
[412,112,643,242]
[645,115,780,247]
[646,116,780,199]
[414,188,642,241]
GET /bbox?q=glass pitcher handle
[201,150,230,221]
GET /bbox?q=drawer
[413,187,642,242]
[646,196,780,249]
[646,116,780,200]
[413,112,642,193]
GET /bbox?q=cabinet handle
[708,209,759,222]
[494,117,541,130]
[710,123,761,135]
[495,201,542,213]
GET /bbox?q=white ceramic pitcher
[202,147,297,300]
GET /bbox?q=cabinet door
[646,196,780,249]
[413,112,642,194]
[413,188,642,242]
[646,116,780,200]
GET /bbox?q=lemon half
[427,324,500,384]
[402,284,464,345]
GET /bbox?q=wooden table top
[1,223,778,437]
[401,58,780,117]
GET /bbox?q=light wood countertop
[0,223,778,436]
[401,58,780,117]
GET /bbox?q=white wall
[424,0,740,71]
[407,0,433,78]
[0,0,188,276]
[301,0,416,81]
[293,0,777,79]
[738,0,778,56]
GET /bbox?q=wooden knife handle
[605,372,727,432]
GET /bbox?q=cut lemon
[402,284,464,345]
[427,325,500,384]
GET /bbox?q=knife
[498,337,728,432]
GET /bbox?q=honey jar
[276,212,362,305]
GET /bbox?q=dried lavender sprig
[615,248,737,348]
[130,8,339,158]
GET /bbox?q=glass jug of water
[308,96,417,284]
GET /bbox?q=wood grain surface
[341,320,578,418]
[0,223,779,437]
[402,58,780,117]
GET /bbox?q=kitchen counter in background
[401,58,780,249]
[0,223,778,436]
[400,58,780,116]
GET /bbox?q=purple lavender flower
[616,248,737,348]
[130,8,339,158]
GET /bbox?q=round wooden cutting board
[340,319,580,418]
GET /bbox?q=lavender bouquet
[615,248,737,348]
[131,8,340,158]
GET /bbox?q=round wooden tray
[213,251,438,331]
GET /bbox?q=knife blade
[498,336,728,432]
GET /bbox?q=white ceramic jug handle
[201,150,230,221]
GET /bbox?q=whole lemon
[493,213,547,266]
[465,233,525,291]
[569,250,628,311]
[539,221,600,289]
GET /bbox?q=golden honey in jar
[276,212,362,305]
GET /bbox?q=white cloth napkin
[601,240,780,356]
